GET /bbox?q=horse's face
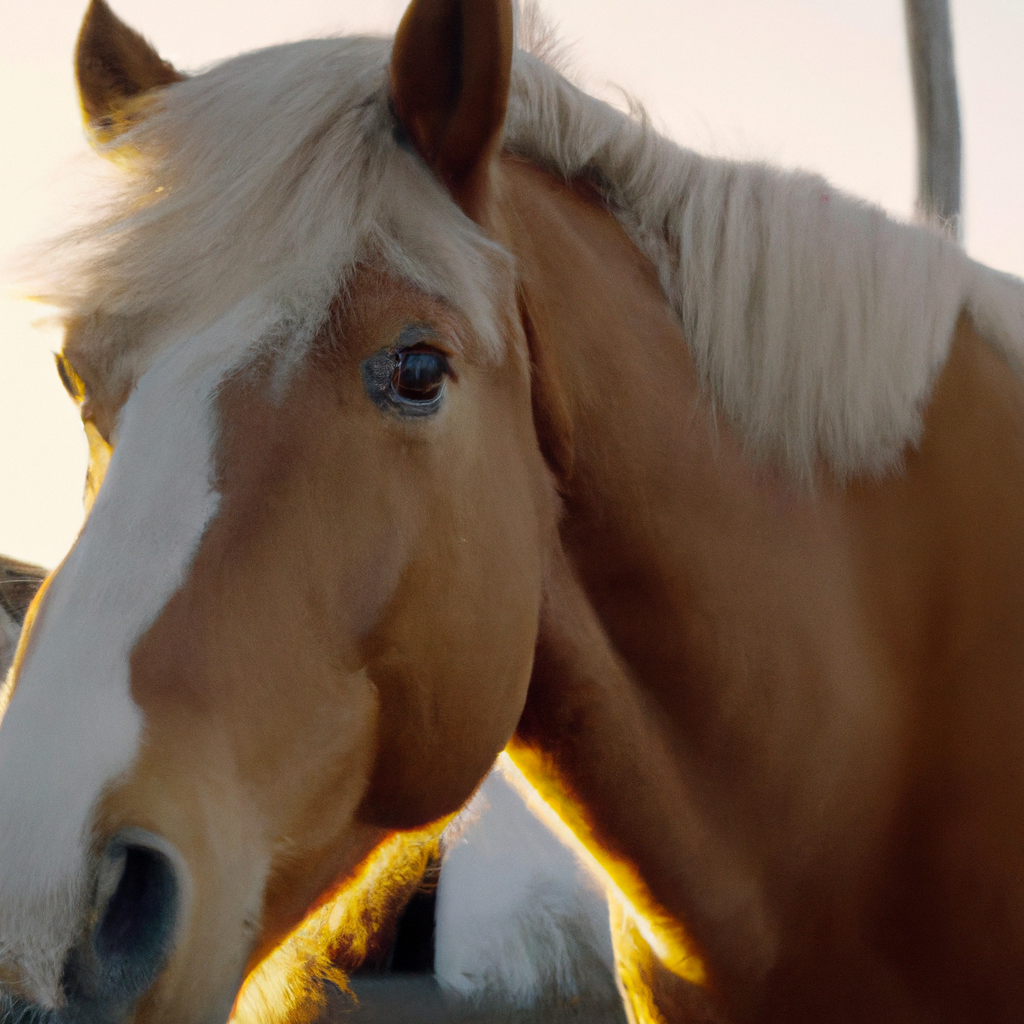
[0,1,550,1020]
[2,282,550,1020]
[72,270,548,1021]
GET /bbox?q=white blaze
[0,300,275,1008]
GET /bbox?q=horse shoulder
[838,313,1024,1015]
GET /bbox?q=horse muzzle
[2,829,184,1024]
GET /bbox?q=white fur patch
[0,299,278,1007]
[436,759,616,1007]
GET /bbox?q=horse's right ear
[76,0,183,143]
[390,0,513,222]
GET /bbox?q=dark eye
[55,352,86,404]
[360,331,452,418]
[392,348,448,402]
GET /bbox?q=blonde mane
[41,29,1024,478]
[504,51,1024,479]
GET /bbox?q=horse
[4,0,1024,1020]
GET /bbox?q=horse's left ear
[390,0,514,221]
[76,0,184,142]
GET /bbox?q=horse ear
[76,0,183,140]
[390,0,513,220]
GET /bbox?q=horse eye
[55,352,86,404]
[360,339,450,417]
[392,348,449,403]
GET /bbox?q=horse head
[0,1,559,1020]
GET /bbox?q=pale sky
[1,0,1022,569]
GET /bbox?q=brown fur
[76,0,183,133]
[28,2,1024,1022]
[496,156,1024,1022]
[89,270,558,1022]
[391,0,514,219]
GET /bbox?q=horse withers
[3,0,1024,1021]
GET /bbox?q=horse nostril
[60,832,182,1018]
[97,844,176,961]
[88,832,180,1002]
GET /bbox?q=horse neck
[495,155,805,996]
[495,154,1024,1015]
[494,155,864,753]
